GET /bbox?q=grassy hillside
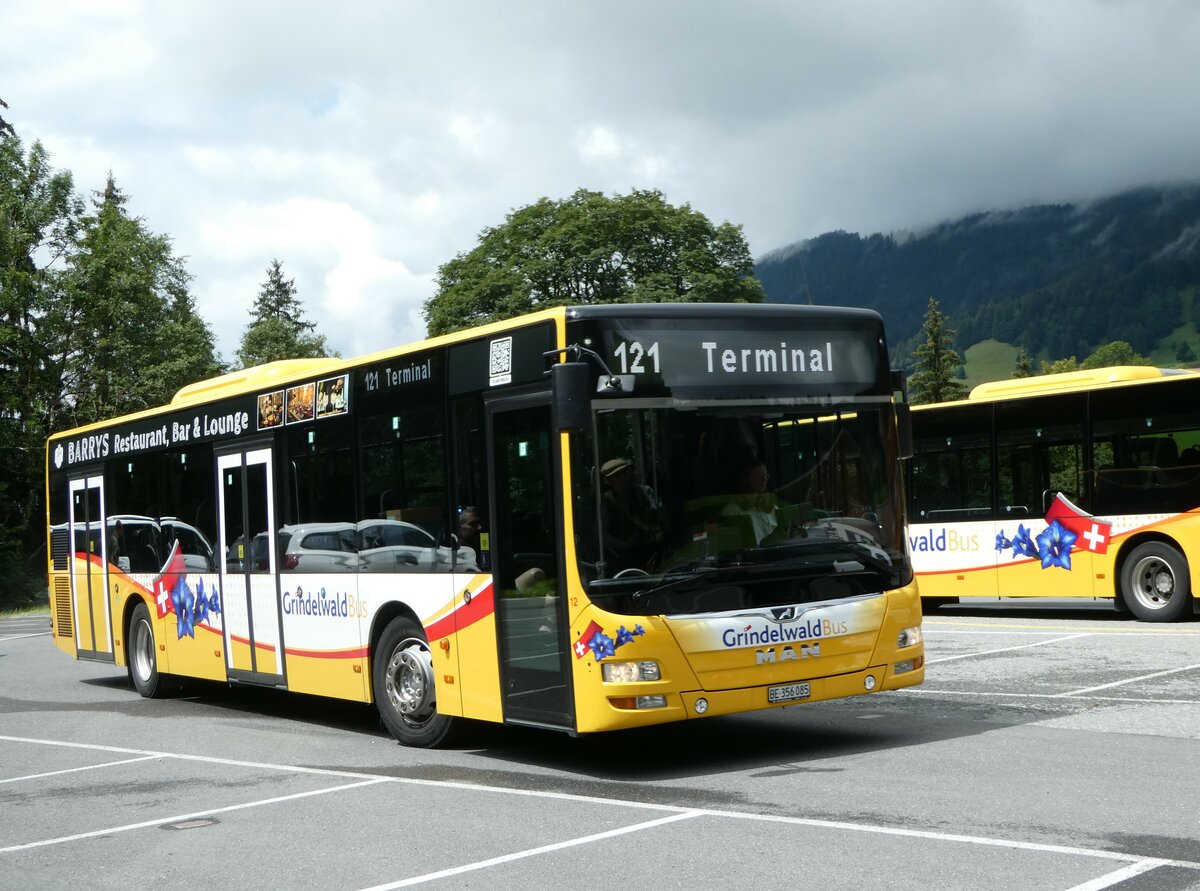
[962,339,1021,389]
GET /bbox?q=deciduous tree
[1079,340,1150,370]
[423,188,764,336]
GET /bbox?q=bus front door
[217,447,287,686]
[68,475,114,661]
[487,397,575,730]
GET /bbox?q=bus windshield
[572,401,910,615]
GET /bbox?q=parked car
[357,519,460,572]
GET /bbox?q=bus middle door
[217,446,287,686]
[486,394,575,730]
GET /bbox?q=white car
[278,523,358,573]
[356,519,463,572]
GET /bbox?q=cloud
[3,0,1200,361]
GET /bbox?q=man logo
[770,606,795,621]
[756,643,820,664]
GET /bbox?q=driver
[720,455,781,545]
[600,458,665,572]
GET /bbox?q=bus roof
[49,302,888,441]
[171,358,346,406]
[964,365,1200,403]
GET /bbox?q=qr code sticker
[489,337,513,386]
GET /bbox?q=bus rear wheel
[372,617,456,748]
[1120,542,1192,622]
[128,602,168,697]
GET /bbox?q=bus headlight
[602,660,661,683]
[897,626,922,648]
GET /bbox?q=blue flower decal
[615,626,636,647]
[1036,520,1077,571]
[194,585,210,626]
[171,579,196,639]
[589,632,616,661]
[995,532,1011,553]
[1010,524,1040,559]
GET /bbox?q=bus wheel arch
[370,610,457,747]
[1117,536,1193,622]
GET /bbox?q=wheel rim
[1130,554,1176,611]
[384,637,435,726]
[132,617,154,683]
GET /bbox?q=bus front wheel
[128,602,167,697]
[372,617,456,748]
[1120,542,1192,622]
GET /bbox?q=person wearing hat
[600,457,665,572]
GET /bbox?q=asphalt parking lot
[3,604,1200,890]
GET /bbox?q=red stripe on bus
[426,578,495,641]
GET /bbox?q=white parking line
[0,632,51,641]
[926,633,1091,664]
[0,755,161,784]
[1056,664,1200,697]
[905,689,1200,705]
[357,812,703,890]
[1064,857,1172,890]
[1,733,1198,879]
[0,777,389,853]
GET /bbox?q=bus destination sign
[593,320,885,395]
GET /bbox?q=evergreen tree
[62,175,221,427]
[1014,348,1034,378]
[908,297,968,404]
[0,129,79,605]
[1176,340,1197,364]
[236,259,335,367]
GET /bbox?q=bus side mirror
[896,403,913,460]
[551,362,592,431]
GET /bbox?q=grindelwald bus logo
[53,443,64,469]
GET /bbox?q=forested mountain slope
[755,186,1200,366]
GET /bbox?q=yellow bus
[908,365,1200,622]
[46,304,923,746]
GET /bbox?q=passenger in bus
[600,457,665,572]
[457,505,489,570]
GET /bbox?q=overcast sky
[4,0,1200,362]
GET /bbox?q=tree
[0,97,13,139]
[0,129,79,605]
[1040,356,1079,374]
[0,138,220,607]
[908,297,968,404]
[236,259,335,367]
[1014,348,1034,378]
[1079,340,1151,370]
[423,188,764,336]
[60,175,221,428]
[1175,340,1197,364]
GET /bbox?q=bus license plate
[768,682,811,704]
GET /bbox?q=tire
[372,617,457,748]
[127,602,167,697]
[1120,541,1192,622]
